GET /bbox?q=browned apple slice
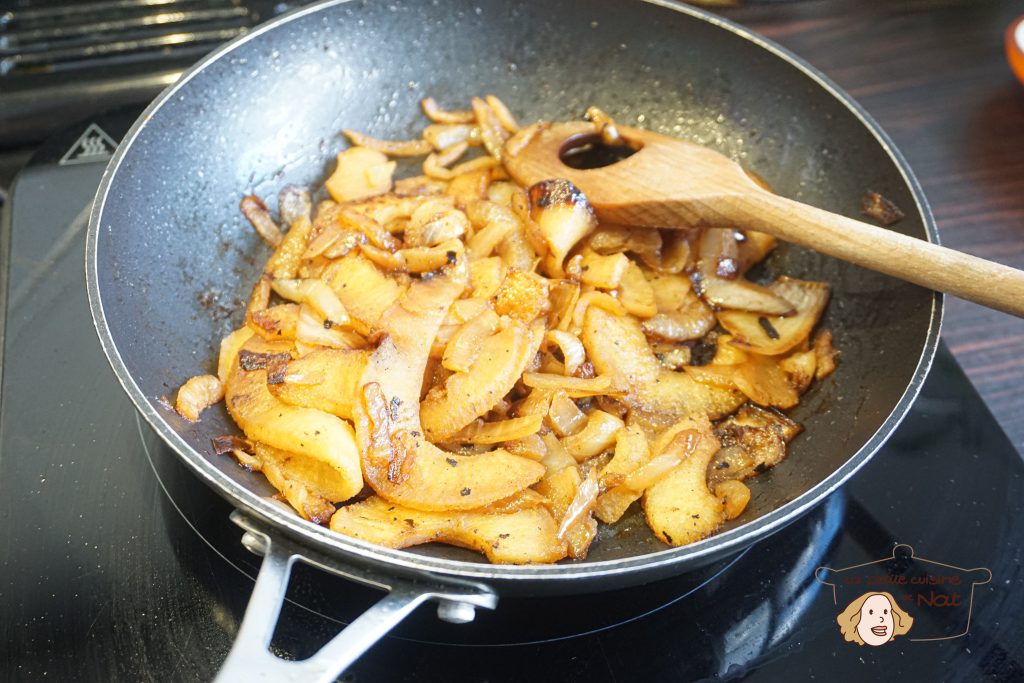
[716,277,831,356]
[225,338,363,504]
[268,348,369,420]
[420,319,545,442]
[354,268,546,511]
[582,307,744,425]
[329,495,566,564]
[643,416,725,546]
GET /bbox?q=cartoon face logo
[837,591,913,646]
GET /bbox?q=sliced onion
[271,278,349,327]
[560,410,625,461]
[443,309,501,373]
[472,96,508,161]
[339,206,399,251]
[342,129,432,157]
[485,95,520,133]
[717,277,830,355]
[692,272,795,316]
[461,414,544,444]
[547,391,587,437]
[557,469,599,541]
[423,123,479,150]
[296,304,365,349]
[240,194,283,247]
[540,432,577,475]
[546,330,586,376]
[218,327,254,383]
[175,374,224,422]
[620,429,700,492]
[522,372,613,397]
[278,185,312,226]
[421,97,477,124]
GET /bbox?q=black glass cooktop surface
[1,115,1022,682]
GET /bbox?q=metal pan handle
[214,510,498,683]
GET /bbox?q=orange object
[1007,15,1024,85]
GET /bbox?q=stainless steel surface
[214,512,496,683]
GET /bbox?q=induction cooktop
[2,113,1022,683]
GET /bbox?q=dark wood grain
[717,0,1024,450]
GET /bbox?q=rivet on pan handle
[214,510,499,683]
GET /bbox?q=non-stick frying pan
[85,0,941,679]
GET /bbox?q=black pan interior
[92,0,936,566]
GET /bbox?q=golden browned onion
[342,129,433,157]
[240,194,283,247]
[528,179,597,277]
[582,307,744,426]
[175,374,224,422]
[716,277,830,355]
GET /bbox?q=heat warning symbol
[59,123,118,166]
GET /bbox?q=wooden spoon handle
[726,192,1024,317]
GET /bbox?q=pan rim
[85,0,942,586]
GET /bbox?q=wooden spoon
[504,121,1024,317]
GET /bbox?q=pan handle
[214,510,498,683]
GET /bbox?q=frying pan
[85,0,941,679]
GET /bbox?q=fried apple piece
[248,442,339,523]
[707,405,802,487]
[582,307,744,424]
[247,303,299,340]
[716,277,831,356]
[325,147,396,202]
[643,417,725,546]
[268,348,369,420]
[491,270,550,321]
[421,319,545,442]
[812,329,839,380]
[329,495,566,564]
[733,352,799,409]
[225,339,363,503]
[354,269,545,511]
[323,253,406,334]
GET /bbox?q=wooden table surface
[716,0,1024,450]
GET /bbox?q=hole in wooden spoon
[559,134,639,169]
